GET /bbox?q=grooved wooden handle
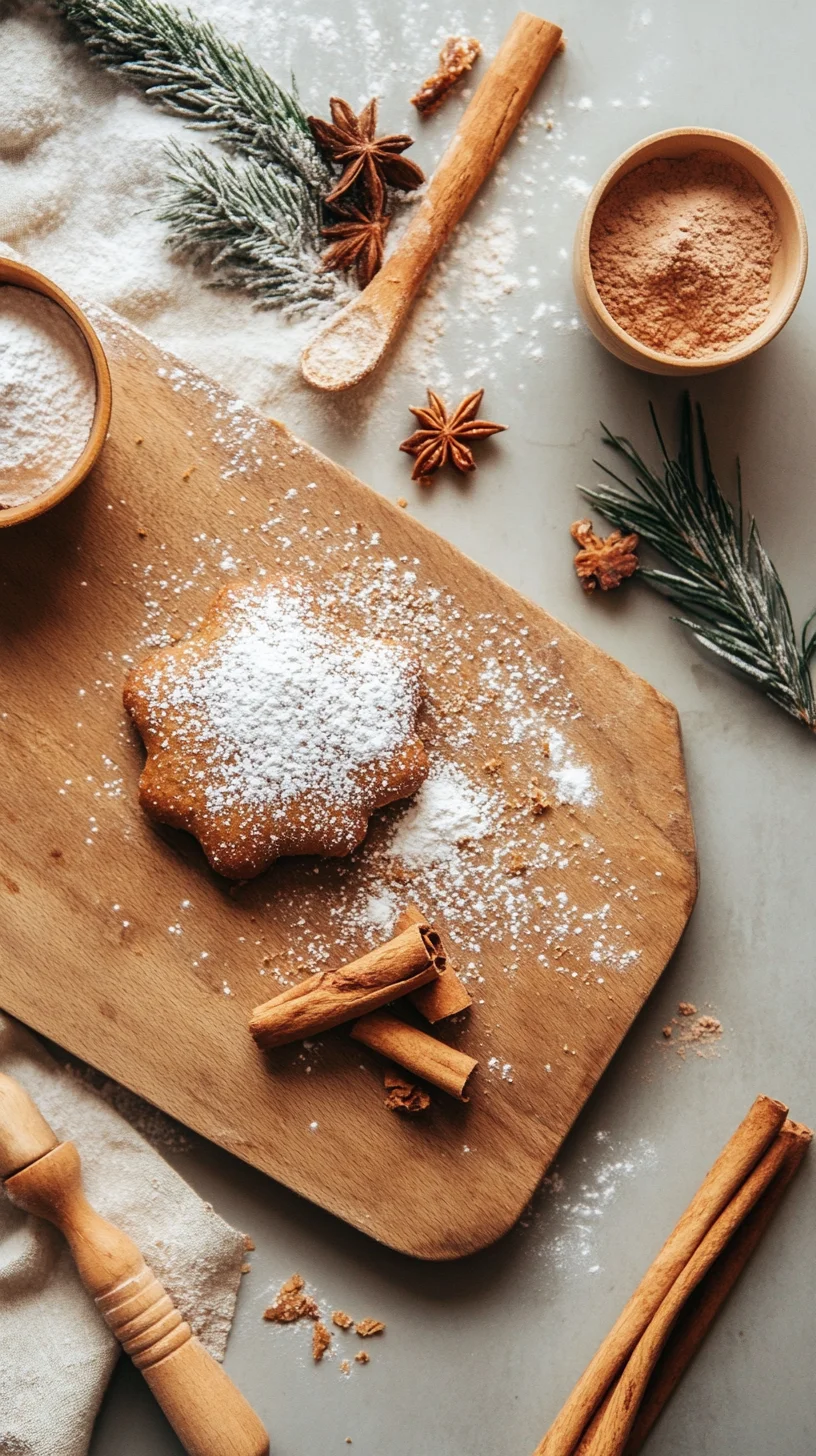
[6,1141,269,1456]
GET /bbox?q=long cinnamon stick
[249,924,442,1050]
[623,1120,811,1456]
[396,904,472,1022]
[580,1121,810,1456]
[533,1094,788,1456]
[350,1010,477,1101]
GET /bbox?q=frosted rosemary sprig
[581,395,816,731]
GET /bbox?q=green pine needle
[581,395,816,732]
[51,0,331,188]
[48,0,340,309]
[160,143,343,311]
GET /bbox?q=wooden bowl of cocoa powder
[574,127,807,376]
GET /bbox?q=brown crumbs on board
[384,1070,431,1114]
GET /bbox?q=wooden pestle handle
[302,12,563,391]
[6,1141,269,1456]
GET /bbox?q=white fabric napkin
[0,1013,247,1456]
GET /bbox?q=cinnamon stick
[249,923,441,1051]
[623,1119,811,1456]
[579,1120,810,1456]
[350,1010,477,1100]
[533,1094,789,1456]
[396,904,472,1022]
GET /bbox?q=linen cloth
[0,1013,246,1456]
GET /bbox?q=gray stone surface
[83,0,814,1451]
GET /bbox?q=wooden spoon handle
[7,1141,269,1456]
[381,12,563,296]
[302,12,563,391]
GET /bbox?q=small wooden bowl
[0,258,112,527]
[573,127,808,376]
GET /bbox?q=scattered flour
[530,1131,660,1276]
[0,283,95,506]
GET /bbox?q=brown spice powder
[590,151,780,358]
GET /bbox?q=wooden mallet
[0,1071,269,1456]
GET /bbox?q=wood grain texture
[0,308,697,1259]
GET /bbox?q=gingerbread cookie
[123,582,429,879]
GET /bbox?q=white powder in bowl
[0,284,96,508]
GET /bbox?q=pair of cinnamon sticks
[249,905,476,1101]
[533,1095,811,1456]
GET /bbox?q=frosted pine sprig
[581,395,816,731]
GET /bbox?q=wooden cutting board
[0,308,697,1259]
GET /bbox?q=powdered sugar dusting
[387,760,493,868]
[140,584,423,819]
[528,1131,660,1276]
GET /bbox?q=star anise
[399,389,506,480]
[570,518,640,592]
[320,201,390,288]
[308,97,425,210]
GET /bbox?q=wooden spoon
[301,12,563,392]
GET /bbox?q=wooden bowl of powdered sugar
[573,127,807,376]
[0,257,112,527]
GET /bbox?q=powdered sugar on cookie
[124,582,428,877]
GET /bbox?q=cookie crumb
[243,1234,256,1251]
[263,1273,318,1323]
[241,1262,252,1274]
[677,1001,696,1016]
[136,525,147,538]
[662,1025,673,1039]
[355,1350,370,1364]
[529,780,551,815]
[340,1360,350,1375]
[356,1319,385,1338]
[312,1321,332,1362]
[332,1310,354,1330]
[397,497,408,508]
